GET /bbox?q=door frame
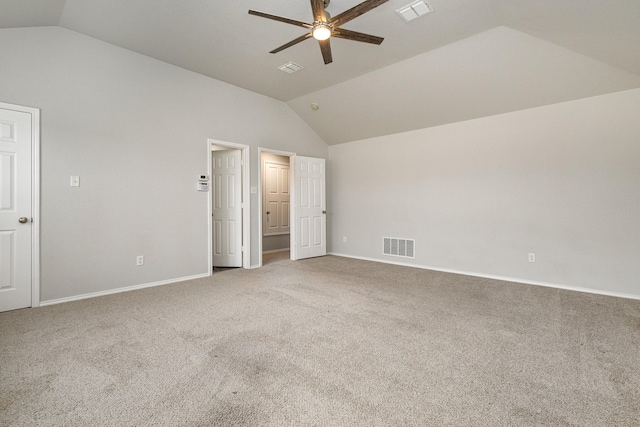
[0,102,40,308]
[257,147,295,268]
[207,139,250,270]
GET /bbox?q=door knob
[266,211,271,214]
[18,217,29,223]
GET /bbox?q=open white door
[263,160,290,236]
[291,156,326,260]
[0,107,33,311]
[212,149,242,267]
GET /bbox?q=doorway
[211,147,242,268]
[258,150,327,265]
[259,148,293,267]
[207,139,250,271]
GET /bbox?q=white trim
[263,231,290,237]
[328,252,640,301]
[31,108,40,307]
[259,148,296,157]
[207,139,251,270]
[39,273,210,307]
[0,102,41,308]
[257,147,295,268]
[262,248,290,255]
[290,156,297,261]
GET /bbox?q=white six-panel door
[263,160,290,236]
[212,150,243,267]
[0,107,33,311]
[291,156,326,260]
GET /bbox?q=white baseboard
[328,252,640,301]
[262,248,290,255]
[39,273,211,307]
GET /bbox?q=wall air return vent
[383,237,415,259]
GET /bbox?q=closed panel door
[212,150,242,267]
[292,156,326,260]
[0,108,32,312]
[263,161,290,236]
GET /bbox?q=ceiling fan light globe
[312,25,332,41]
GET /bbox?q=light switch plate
[70,176,80,187]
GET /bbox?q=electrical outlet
[528,253,536,263]
[70,176,80,187]
[343,236,347,243]
[136,255,144,266]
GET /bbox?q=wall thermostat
[198,174,209,181]
[197,182,209,192]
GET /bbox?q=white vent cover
[278,62,304,73]
[396,1,434,23]
[383,237,415,258]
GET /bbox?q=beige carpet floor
[1,255,639,426]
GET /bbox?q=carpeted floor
[1,255,639,426]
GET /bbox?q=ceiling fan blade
[270,33,313,54]
[310,0,328,23]
[330,0,389,27]
[319,39,333,64]
[248,10,312,28]
[332,28,384,45]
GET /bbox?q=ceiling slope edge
[287,26,640,145]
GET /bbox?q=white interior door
[291,156,326,260]
[212,149,242,267]
[263,160,290,236]
[0,107,32,311]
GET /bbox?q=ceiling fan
[249,0,389,65]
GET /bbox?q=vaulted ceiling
[2,0,639,144]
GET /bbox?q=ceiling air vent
[396,1,434,23]
[278,62,304,74]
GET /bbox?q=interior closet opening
[207,139,250,271]
[260,150,293,266]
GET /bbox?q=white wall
[328,88,640,298]
[0,27,327,302]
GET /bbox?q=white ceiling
[2,0,640,144]
[289,26,640,144]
